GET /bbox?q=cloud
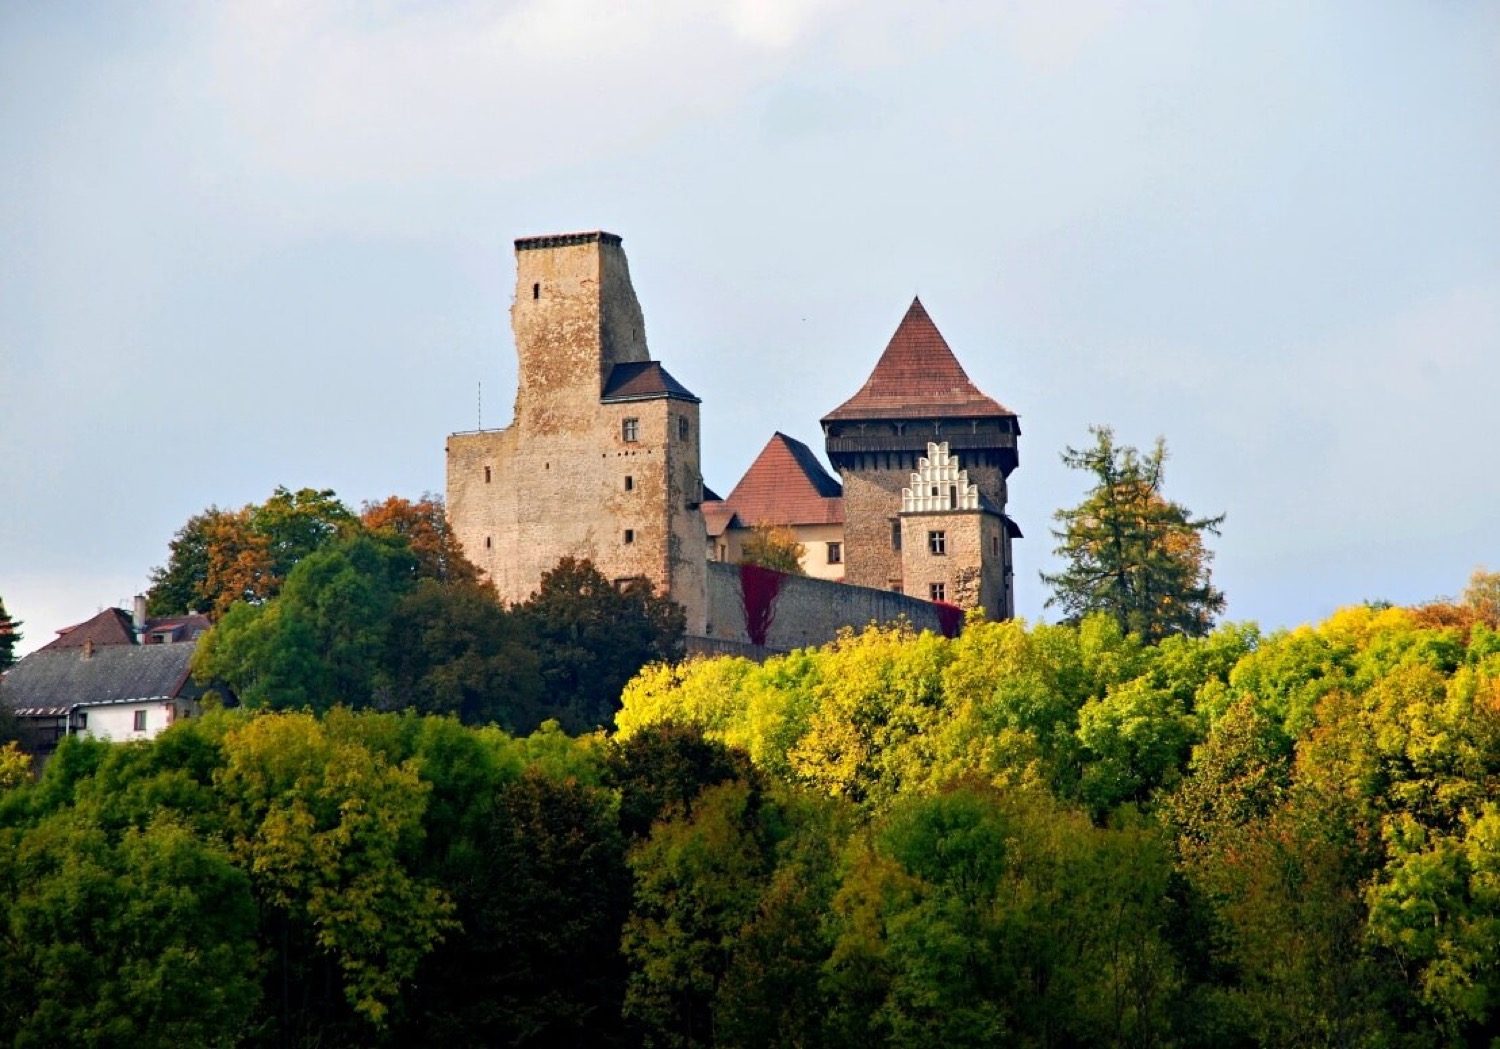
[192,0,1133,185]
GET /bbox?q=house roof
[38,608,213,651]
[823,298,1016,423]
[701,501,741,538]
[39,608,137,651]
[601,361,700,404]
[0,642,200,711]
[724,433,845,527]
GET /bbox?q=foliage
[1042,425,1226,643]
[740,524,806,575]
[9,576,1500,1045]
[148,487,362,618]
[514,557,686,734]
[361,493,481,585]
[193,533,417,711]
[0,593,21,671]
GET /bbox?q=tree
[740,525,806,575]
[147,487,362,618]
[192,534,416,711]
[361,494,480,585]
[0,594,22,672]
[1043,426,1225,643]
[513,557,685,734]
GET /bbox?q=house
[0,599,212,759]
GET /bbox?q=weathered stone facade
[447,232,707,632]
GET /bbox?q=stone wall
[447,233,707,631]
[702,560,948,651]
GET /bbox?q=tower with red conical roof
[821,298,1021,617]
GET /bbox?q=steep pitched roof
[39,608,136,651]
[823,298,1016,422]
[601,361,700,403]
[0,642,199,711]
[724,433,844,527]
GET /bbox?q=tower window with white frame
[622,418,639,442]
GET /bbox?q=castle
[446,232,1020,649]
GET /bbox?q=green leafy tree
[147,487,362,618]
[0,594,21,671]
[515,557,686,734]
[740,525,806,575]
[1043,426,1225,643]
[402,769,632,1047]
[193,534,416,711]
[379,578,544,729]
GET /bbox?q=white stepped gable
[901,442,981,512]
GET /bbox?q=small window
[624,475,634,491]
[891,519,902,550]
[624,529,635,544]
[678,416,690,440]
[993,536,1000,556]
[484,466,491,483]
[930,485,939,498]
[929,531,946,555]
[929,582,946,602]
[133,710,147,733]
[485,536,492,549]
[949,485,958,508]
[622,418,639,442]
[826,542,842,565]
[889,582,902,593]
[532,282,540,299]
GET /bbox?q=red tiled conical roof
[724,433,844,527]
[823,298,1015,422]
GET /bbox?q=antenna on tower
[477,381,483,430]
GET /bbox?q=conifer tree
[1042,426,1225,643]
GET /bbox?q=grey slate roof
[0,641,200,712]
[601,361,700,403]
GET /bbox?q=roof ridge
[821,299,1015,422]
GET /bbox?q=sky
[2,1,1497,656]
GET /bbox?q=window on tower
[622,418,639,442]
[929,582,946,602]
[929,531,946,556]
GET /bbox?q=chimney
[82,638,94,660]
[133,595,148,641]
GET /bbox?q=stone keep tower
[446,232,708,631]
[821,298,1021,618]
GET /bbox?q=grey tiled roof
[0,642,199,711]
[601,361,700,403]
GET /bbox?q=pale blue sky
[3,1,1497,654]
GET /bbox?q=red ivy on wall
[739,563,785,647]
[933,601,964,639]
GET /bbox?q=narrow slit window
[532,282,540,299]
[484,466,491,483]
[625,476,634,491]
[624,529,635,544]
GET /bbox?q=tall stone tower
[446,232,708,631]
[821,298,1021,618]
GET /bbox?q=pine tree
[0,594,22,672]
[1042,426,1225,643]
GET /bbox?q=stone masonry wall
[702,561,947,651]
[447,234,706,632]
